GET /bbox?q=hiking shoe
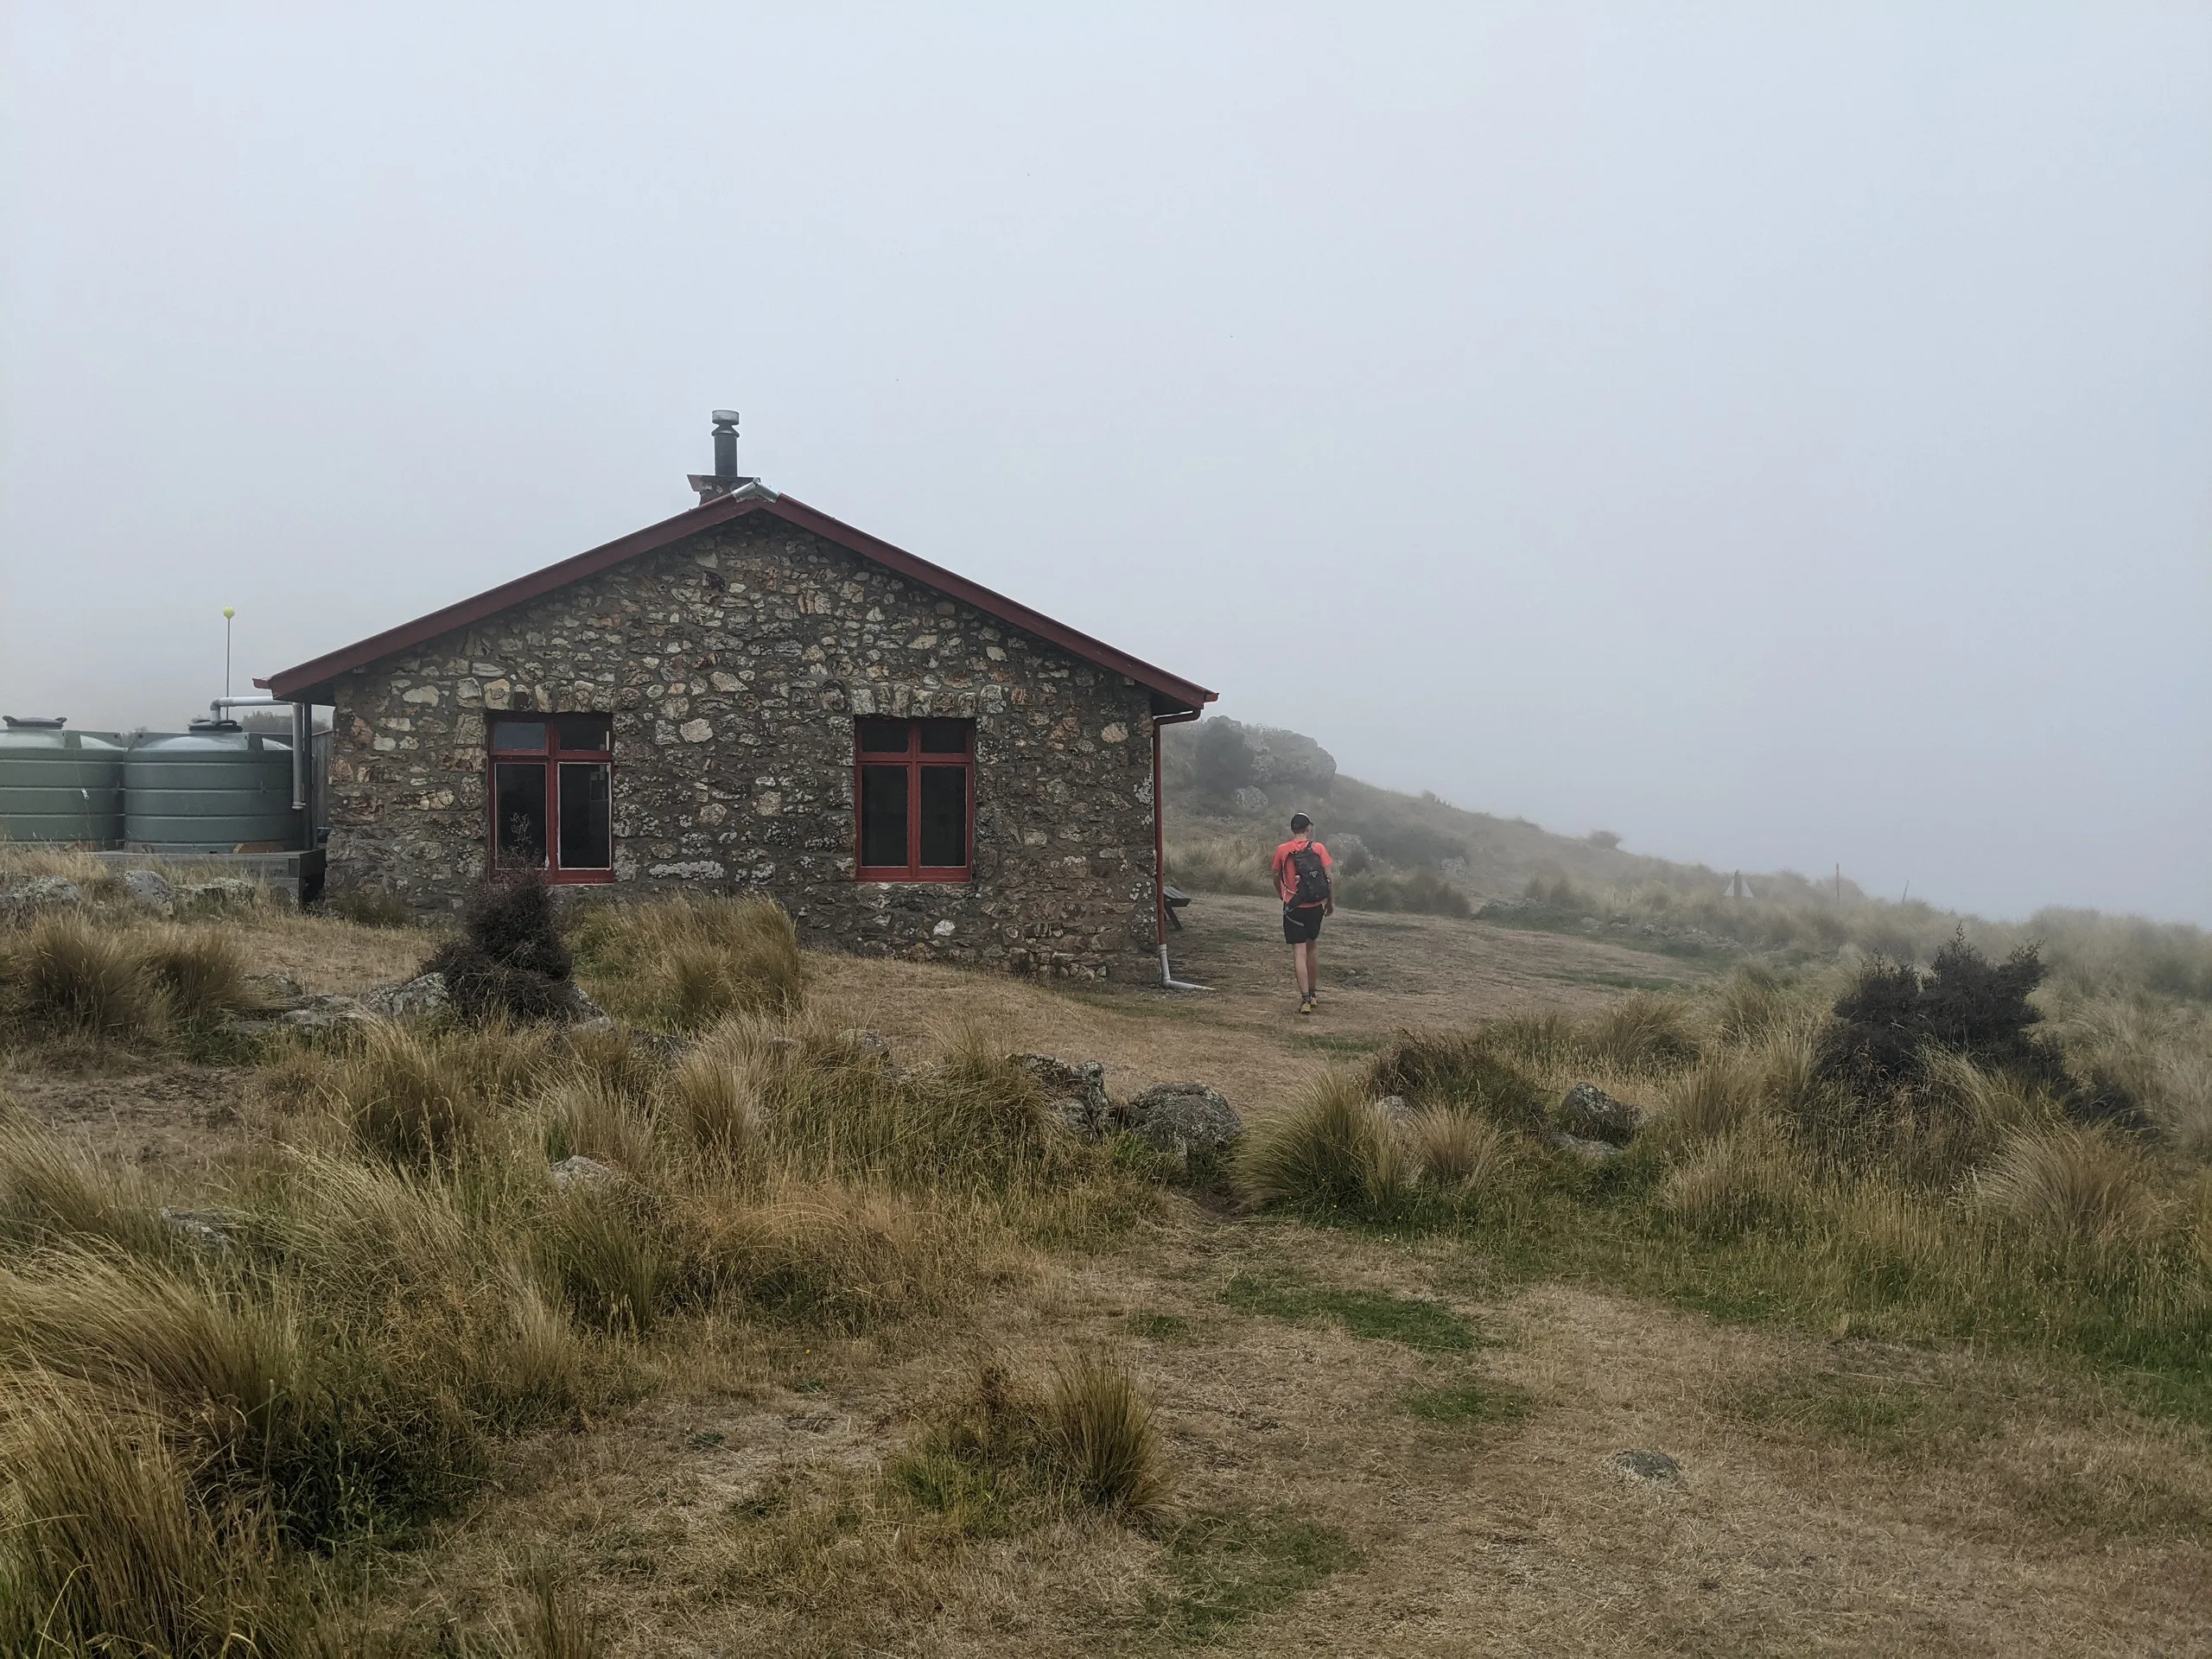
[1298,995,1315,1016]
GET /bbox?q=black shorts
[1283,904,1325,944]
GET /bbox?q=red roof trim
[258,492,1217,714]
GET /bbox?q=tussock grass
[1048,1350,1174,1519]
[1163,835,1273,896]
[0,1109,174,1255]
[1236,1070,1405,1212]
[1406,1108,1517,1198]
[571,896,805,1032]
[1978,1124,2164,1250]
[0,1381,289,1658]
[891,1350,1171,1536]
[1581,992,1700,1071]
[1661,1133,1804,1237]
[3,910,161,1038]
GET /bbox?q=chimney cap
[710,409,740,424]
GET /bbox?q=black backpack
[1287,843,1330,907]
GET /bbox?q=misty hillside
[1163,715,2212,995]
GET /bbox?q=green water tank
[124,723,298,852]
[0,721,127,846]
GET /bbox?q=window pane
[860,766,909,868]
[491,721,547,752]
[557,762,611,869]
[918,719,971,754]
[857,718,909,754]
[918,766,968,868]
[493,762,548,868]
[555,715,611,752]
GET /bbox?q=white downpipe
[1159,944,1209,992]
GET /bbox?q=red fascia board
[259,493,1217,715]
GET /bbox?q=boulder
[1607,1450,1683,1487]
[1372,1093,1415,1126]
[1246,726,1338,796]
[0,874,83,920]
[120,868,176,913]
[245,972,307,1011]
[1230,785,1270,816]
[359,972,449,1020]
[550,1154,623,1192]
[1560,1082,1643,1146]
[1014,1054,1110,1138]
[176,878,262,912]
[1545,1130,1624,1163]
[1124,1082,1243,1157]
[275,994,368,1032]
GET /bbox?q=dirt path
[812,895,1707,1119]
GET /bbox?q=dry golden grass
[4,888,2212,1654]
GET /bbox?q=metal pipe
[1151,708,1208,990]
[211,696,308,822]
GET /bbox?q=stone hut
[260,425,1214,979]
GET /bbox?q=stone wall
[323,514,1163,977]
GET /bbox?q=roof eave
[257,488,1217,716]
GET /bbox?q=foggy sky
[4,4,2207,924]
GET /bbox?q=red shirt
[1271,836,1332,906]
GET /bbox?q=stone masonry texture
[324,515,1163,978]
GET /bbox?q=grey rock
[550,1154,623,1192]
[245,972,307,1011]
[1372,1093,1414,1125]
[176,878,262,911]
[1014,1054,1109,1137]
[1560,1082,1643,1146]
[1124,1081,1243,1156]
[276,994,369,1032]
[359,971,449,1020]
[566,982,613,1027]
[120,868,176,912]
[161,1207,238,1249]
[1230,785,1270,816]
[0,874,84,919]
[1608,1450,1683,1486]
[1545,1130,1625,1162]
[1245,725,1338,795]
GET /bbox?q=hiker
[1272,811,1334,1015]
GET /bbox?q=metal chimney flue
[690,409,755,504]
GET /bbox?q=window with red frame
[855,717,972,881]
[487,715,613,882]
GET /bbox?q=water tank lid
[188,718,244,733]
[2,716,67,729]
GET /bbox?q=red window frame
[854,717,974,883]
[486,715,616,885]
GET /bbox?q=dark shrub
[423,875,576,1023]
[1815,933,2141,1132]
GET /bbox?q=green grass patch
[1138,1505,1358,1645]
[1733,1370,1993,1461]
[1220,1268,1476,1352]
[1404,1378,1532,1429]
[1554,970,1693,992]
[1130,1312,1192,1341]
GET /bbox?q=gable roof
[257,484,1216,716]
